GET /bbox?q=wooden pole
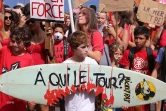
[115,11,118,42]
[45,21,55,64]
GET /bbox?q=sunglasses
[26,19,36,25]
[4,16,12,20]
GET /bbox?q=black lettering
[149,14,154,21]
[124,77,131,103]
[124,93,130,103]
[110,77,118,89]
[143,6,150,12]
[160,11,164,17]
[80,71,87,84]
[93,73,105,86]
[74,70,79,87]
[99,77,105,87]
[118,73,125,85]
[49,73,61,87]
[154,17,158,24]
[34,71,46,86]
[153,10,158,15]
[105,78,110,88]
[157,17,162,25]
[59,74,66,86]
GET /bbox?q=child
[120,26,157,111]
[53,23,69,63]
[101,42,124,111]
[63,31,98,111]
[109,42,124,67]
[0,26,34,111]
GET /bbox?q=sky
[4,0,99,12]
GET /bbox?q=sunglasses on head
[4,16,12,20]
[26,19,36,25]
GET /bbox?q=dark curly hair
[10,26,32,47]
[68,31,89,50]
[52,23,67,34]
[134,26,150,40]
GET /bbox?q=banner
[30,0,64,21]
[99,0,134,12]
[137,0,166,26]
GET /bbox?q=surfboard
[0,63,166,108]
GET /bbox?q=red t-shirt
[159,29,166,49]
[120,49,157,76]
[1,38,10,47]
[26,42,46,65]
[54,41,70,63]
[90,31,104,53]
[0,46,34,111]
[120,48,157,111]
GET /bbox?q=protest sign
[98,4,105,12]
[99,0,134,12]
[72,0,89,9]
[137,0,166,26]
[30,0,64,21]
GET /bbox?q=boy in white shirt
[63,31,98,111]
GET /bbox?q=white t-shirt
[63,57,98,111]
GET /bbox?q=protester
[151,16,166,50]
[23,3,49,111]
[120,26,157,111]
[63,31,98,111]
[0,9,13,48]
[97,11,111,66]
[109,42,124,67]
[0,26,34,111]
[52,23,70,63]
[103,11,129,50]
[75,6,104,63]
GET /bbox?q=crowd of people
[0,0,166,111]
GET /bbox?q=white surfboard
[0,63,165,108]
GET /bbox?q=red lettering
[59,5,64,18]
[45,3,52,18]
[52,0,63,3]
[32,2,40,16]
[37,3,45,17]
[52,4,59,18]
[32,2,64,20]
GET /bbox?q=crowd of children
[0,1,166,111]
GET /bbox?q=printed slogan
[30,0,64,21]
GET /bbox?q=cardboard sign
[98,4,106,12]
[72,0,89,9]
[137,0,166,26]
[99,0,134,12]
[30,0,64,21]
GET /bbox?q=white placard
[30,0,64,21]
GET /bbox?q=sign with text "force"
[30,0,64,21]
